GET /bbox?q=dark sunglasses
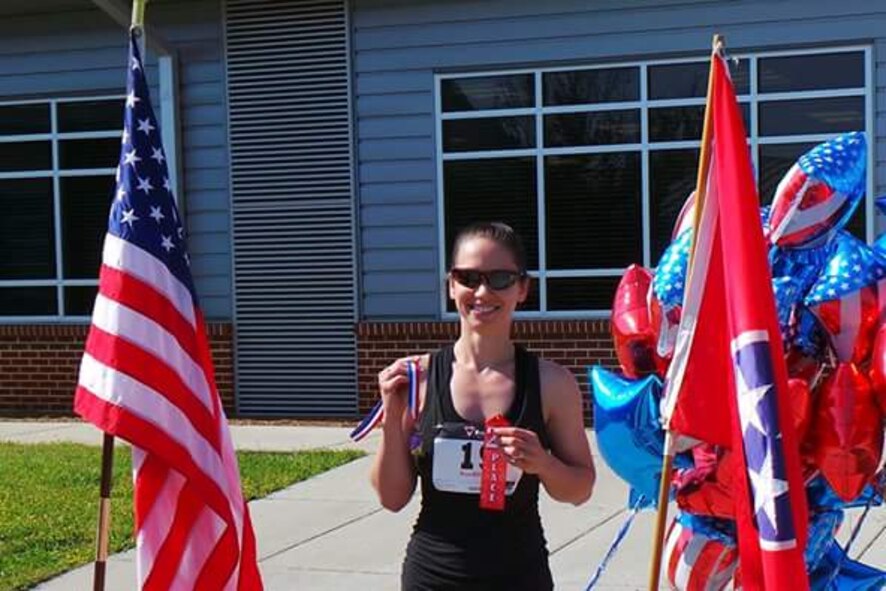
[449,268,526,290]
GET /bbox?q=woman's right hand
[377,358,415,421]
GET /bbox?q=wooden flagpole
[646,33,725,591]
[92,5,148,591]
[93,433,115,591]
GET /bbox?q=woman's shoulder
[536,357,581,402]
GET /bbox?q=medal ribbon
[350,360,419,442]
[479,414,510,511]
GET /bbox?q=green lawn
[0,442,364,591]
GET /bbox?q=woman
[370,222,595,590]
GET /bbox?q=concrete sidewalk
[2,420,884,590]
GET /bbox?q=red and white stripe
[75,235,262,590]
[664,517,738,591]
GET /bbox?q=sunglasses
[449,268,526,290]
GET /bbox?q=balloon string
[825,493,875,588]
[584,494,645,591]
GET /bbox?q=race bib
[431,423,522,495]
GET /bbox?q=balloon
[794,306,829,359]
[611,265,667,378]
[675,446,736,519]
[672,191,696,241]
[773,275,803,343]
[653,227,691,310]
[788,377,813,442]
[770,241,832,296]
[867,324,886,416]
[804,509,844,572]
[663,512,738,591]
[807,474,884,511]
[768,131,867,248]
[805,233,884,364]
[590,367,664,502]
[808,362,884,501]
[808,542,886,591]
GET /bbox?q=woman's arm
[497,361,595,505]
[369,356,427,512]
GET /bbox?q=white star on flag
[123,149,141,168]
[737,374,770,435]
[151,147,165,164]
[136,176,154,195]
[149,206,165,223]
[116,187,126,201]
[163,177,172,192]
[160,235,175,252]
[126,90,140,109]
[121,208,139,226]
[747,445,789,528]
[137,118,155,136]
[121,128,130,144]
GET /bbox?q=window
[437,47,871,316]
[0,97,123,318]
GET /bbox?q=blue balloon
[770,242,832,296]
[807,474,885,511]
[805,232,886,308]
[772,275,803,343]
[809,543,886,591]
[590,366,664,502]
[805,509,844,572]
[653,228,691,310]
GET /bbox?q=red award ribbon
[479,414,510,511]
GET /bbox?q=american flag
[768,132,866,247]
[73,30,263,590]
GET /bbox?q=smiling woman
[370,221,596,590]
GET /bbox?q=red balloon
[868,324,886,416]
[788,377,812,442]
[675,446,735,519]
[812,285,878,364]
[611,265,667,378]
[809,362,884,502]
[785,348,821,384]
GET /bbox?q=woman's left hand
[493,427,553,476]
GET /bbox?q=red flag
[663,53,808,589]
[74,31,262,590]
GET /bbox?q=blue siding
[0,0,231,319]
[353,0,886,319]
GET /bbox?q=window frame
[435,45,874,318]
[0,94,123,322]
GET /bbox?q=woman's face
[448,236,528,329]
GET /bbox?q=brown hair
[449,222,528,274]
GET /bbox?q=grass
[0,443,364,591]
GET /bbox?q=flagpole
[646,33,724,591]
[92,433,115,591]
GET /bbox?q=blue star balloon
[589,366,665,503]
[653,228,691,310]
[769,132,867,248]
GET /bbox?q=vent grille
[226,0,356,416]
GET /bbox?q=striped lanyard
[350,359,419,442]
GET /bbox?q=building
[0,0,879,418]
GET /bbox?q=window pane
[444,157,538,268]
[543,67,639,106]
[547,276,621,311]
[0,179,55,279]
[758,143,818,205]
[759,52,864,93]
[545,153,641,269]
[0,141,51,172]
[0,287,57,316]
[649,59,749,99]
[650,149,699,261]
[759,96,864,136]
[441,75,534,112]
[0,104,50,135]
[650,103,749,142]
[61,175,114,279]
[59,138,120,169]
[64,285,98,316]
[443,116,534,152]
[544,110,639,147]
[446,277,539,313]
[58,100,124,132]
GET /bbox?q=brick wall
[356,320,618,421]
[0,323,235,416]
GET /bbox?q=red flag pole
[92,433,115,591]
[646,33,724,591]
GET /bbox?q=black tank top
[401,344,554,590]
